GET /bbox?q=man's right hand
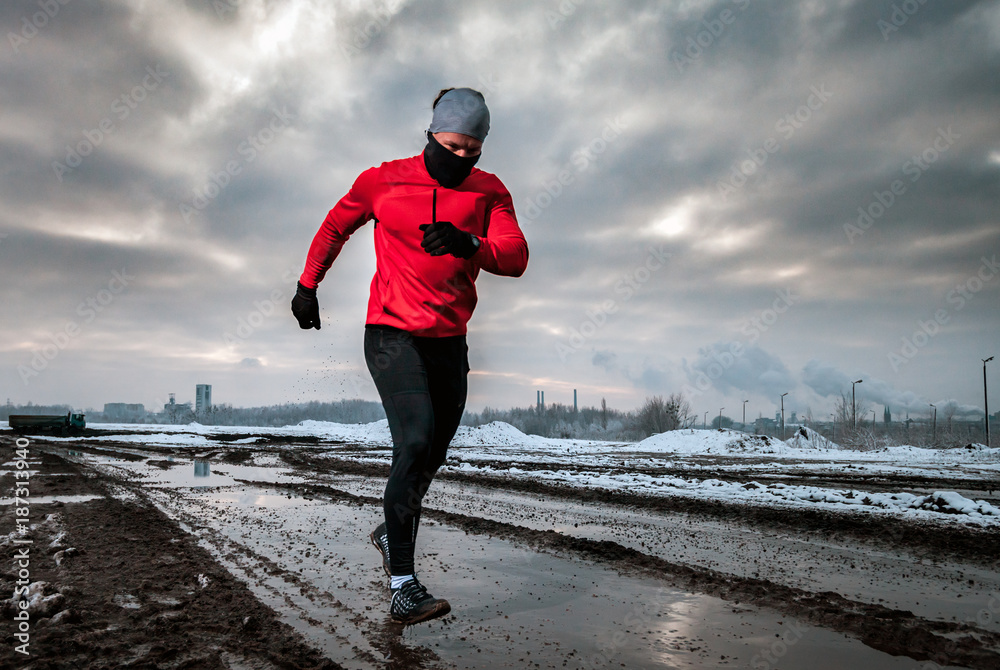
[291,282,321,330]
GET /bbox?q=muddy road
[4,431,1000,669]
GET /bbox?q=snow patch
[784,426,840,450]
[909,491,1000,517]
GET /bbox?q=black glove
[419,221,479,259]
[291,282,321,330]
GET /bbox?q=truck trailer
[8,413,86,436]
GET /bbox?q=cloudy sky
[2,0,998,423]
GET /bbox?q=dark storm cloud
[2,0,200,223]
[801,359,855,399]
[801,359,954,415]
[683,342,795,398]
[1,0,997,414]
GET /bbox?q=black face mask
[423,131,480,188]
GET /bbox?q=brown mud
[0,445,341,670]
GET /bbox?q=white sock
[390,574,414,589]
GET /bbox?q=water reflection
[194,459,210,478]
[0,494,103,505]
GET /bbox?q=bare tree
[834,391,870,430]
[635,393,693,437]
[669,393,695,428]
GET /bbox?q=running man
[291,87,528,624]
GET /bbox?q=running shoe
[390,577,451,625]
[369,522,391,578]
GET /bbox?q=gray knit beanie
[428,88,490,141]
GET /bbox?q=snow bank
[452,421,539,447]
[457,466,1000,524]
[294,419,392,444]
[868,444,1000,464]
[633,429,786,455]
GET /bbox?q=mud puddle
[318,474,1000,633]
[104,481,957,670]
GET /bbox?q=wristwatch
[470,234,481,252]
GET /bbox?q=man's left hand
[420,221,479,259]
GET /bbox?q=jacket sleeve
[476,181,528,277]
[299,167,378,289]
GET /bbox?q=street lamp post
[719,408,724,431]
[780,392,789,440]
[852,379,863,430]
[742,399,749,431]
[704,411,708,430]
[930,403,936,445]
[830,413,836,442]
[985,357,994,447]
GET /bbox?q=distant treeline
[2,394,697,440]
[171,399,387,427]
[0,402,76,419]
[463,394,696,441]
[0,400,384,427]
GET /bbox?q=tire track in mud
[97,466,440,670]
[246,477,1000,670]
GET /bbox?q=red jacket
[300,154,528,337]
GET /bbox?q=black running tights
[363,324,468,576]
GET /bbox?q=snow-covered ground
[15,419,1000,526]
